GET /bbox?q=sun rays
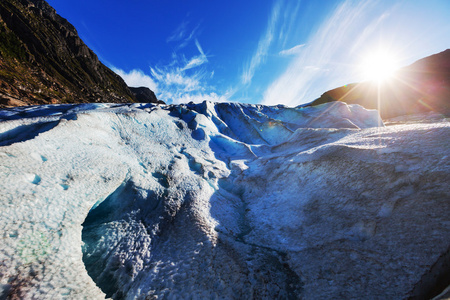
[360,49,400,83]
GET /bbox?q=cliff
[0,0,162,107]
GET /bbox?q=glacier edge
[0,101,448,299]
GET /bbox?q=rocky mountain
[308,49,450,119]
[0,0,162,107]
[129,87,165,105]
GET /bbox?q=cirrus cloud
[279,44,305,56]
[262,0,394,106]
[112,37,232,105]
[241,0,282,85]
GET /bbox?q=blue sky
[46,0,450,106]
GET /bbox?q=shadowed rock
[129,87,165,105]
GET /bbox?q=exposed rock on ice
[0,101,448,299]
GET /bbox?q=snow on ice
[0,101,449,299]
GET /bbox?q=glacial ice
[0,101,449,299]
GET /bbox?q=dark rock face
[0,0,159,107]
[129,87,165,105]
[308,49,450,119]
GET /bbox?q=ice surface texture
[0,101,449,299]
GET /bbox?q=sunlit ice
[360,49,400,83]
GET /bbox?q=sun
[360,50,399,83]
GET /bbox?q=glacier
[0,101,449,299]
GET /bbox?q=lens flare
[361,50,399,83]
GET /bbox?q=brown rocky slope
[0,0,161,107]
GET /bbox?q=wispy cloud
[117,37,232,104]
[167,21,189,42]
[278,1,302,48]
[150,63,233,104]
[150,66,203,92]
[111,67,158,92]
[167,20,201,51]
[168,88,236,105]
[279,44,305,56]
[241,0,282,85]
[181,39,208,71]
[111,35,226,104]
[113,61,230,104]
[149,61,234,104]
[349,12,391,55]
[195,39,206,56]
[262,0,396,106]
[115,18,226,104]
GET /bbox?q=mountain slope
[309,49,450,119]
[0,0,145,107]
